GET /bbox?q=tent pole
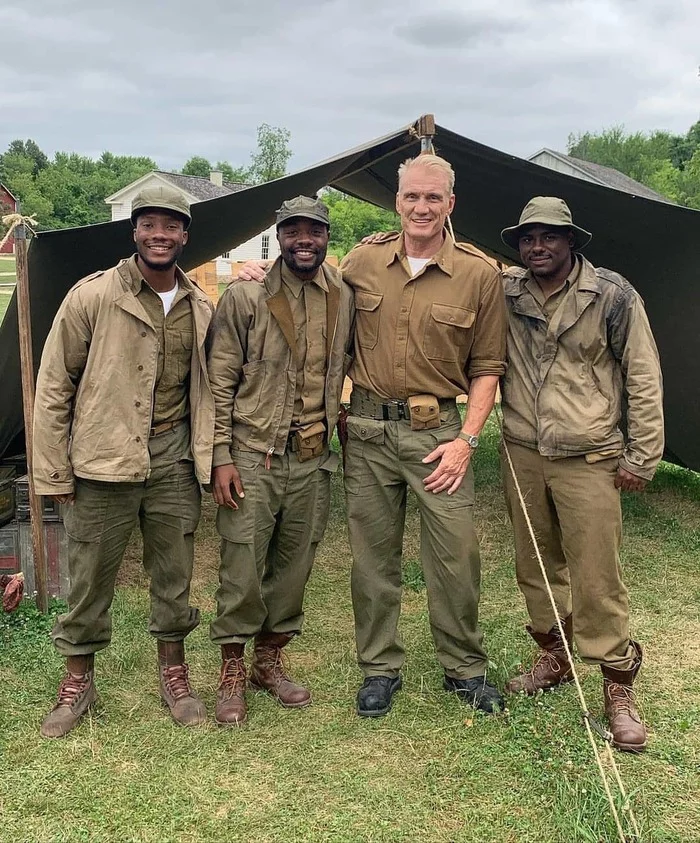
[15,208,49,613]
[417,114,436,154]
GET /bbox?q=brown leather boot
[40,654,97,739]
[249,632,311,708]
[506,616,574,695]
[601,641,647,753]
[215,643,247,726]
[157,640,207,727]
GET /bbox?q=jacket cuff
[618,453,656,482]
[33,478,75,496]
[212,443,233,468]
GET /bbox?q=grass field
[0,255,15,323]
[0,420,698,842]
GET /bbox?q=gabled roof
[529,149,672,204]
[0,182,17,202]
[105,171,249,204]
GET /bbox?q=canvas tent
[1,117,698,470]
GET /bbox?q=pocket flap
[347,417,385,444]
[355,292,383,312]
[430,303,475,328]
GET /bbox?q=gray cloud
[0,0,698,173]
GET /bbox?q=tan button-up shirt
[281,262,328,426]
[126,259,194,425]
[340,232,506,399]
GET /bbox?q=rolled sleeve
[467,268,507,379]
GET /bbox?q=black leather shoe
[443,675,504,714]
[356,675,402,718]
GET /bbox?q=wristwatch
[457,432,479,449]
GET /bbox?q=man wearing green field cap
[34,184,215,738]
[499,196,664,752]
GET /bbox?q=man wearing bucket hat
[499,196,663,752]
[207,196,354,725]
[33,184,215,737]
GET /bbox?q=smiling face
[277,217,329,279]
[133,210,188,271]
[518,224,575,285]
[396,165,455,252]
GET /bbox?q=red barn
[0,184,17,254]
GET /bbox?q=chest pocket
[354,291,383,350]
[424,303,475,362]
[174,329,194,383]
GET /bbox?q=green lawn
[1,420,698,842]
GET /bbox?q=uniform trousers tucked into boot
[501,442,639,671]
[51,424,202,656]
[210,444,333,704]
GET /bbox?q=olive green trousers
[345,407,488,680]
[52,424,201,656]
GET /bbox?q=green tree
[181,156,213,178]
[323,189,400,258]
[248,123,292,184]
[214,161,250,184]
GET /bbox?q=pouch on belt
[407,394,441,431]
[294,421,326,462]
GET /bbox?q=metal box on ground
[14,475,63,522]
[0,475,15,528]
[19,520,69,599]
[0,522,20,575]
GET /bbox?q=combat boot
[601,641,647,753]
[40,654,97,739]
[157,640,207,726]
[249,632,311,708]
[215,643,247,726]
[506,616,574,695]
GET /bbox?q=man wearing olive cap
[499,196,663,752]
[207,195,354,725]
[33,185,215,738]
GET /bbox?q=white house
[105,170,280,275]
[528,149,672,203]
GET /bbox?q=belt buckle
[382,400,406,421]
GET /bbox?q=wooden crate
[19,521,69,599]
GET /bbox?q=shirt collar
[386,231,455,277]
[280,261,328,298]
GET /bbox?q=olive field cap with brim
[275,195,330,228]
[131,185,192,228]
[501,196,592,251]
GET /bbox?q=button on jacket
[501,255,664,480]
[340,232,507,399]
[33,255,216,494]
[208,257,355,466]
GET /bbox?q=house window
[261,234,270,260]
[221,251,230,259]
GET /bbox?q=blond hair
[397,153,455,194]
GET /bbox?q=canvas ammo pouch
[292,421,326,462]
[407,394,441,431]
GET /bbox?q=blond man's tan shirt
[126,259,194,425]
[340,232,507,399]
[280,262,328,427]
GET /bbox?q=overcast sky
[1,0,698,173]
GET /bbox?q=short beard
[137,243,183,272]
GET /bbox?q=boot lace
[606,681,636,718]
[57,672,91,707]
[257,647,292,683]
[530,649,569,681]
[162,663,193,701]
[219,656,246,699]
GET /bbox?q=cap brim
[276,213,330,228]
[500,222,592,252]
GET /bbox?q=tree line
[2,117,698,257]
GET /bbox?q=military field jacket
[501,256,664,480]
[208,258,355,466]
[33,257,215,494]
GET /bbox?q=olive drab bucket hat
[275,195,330,228]
[500,196,592,251]
[131,185,192,228]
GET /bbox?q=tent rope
[496,407,641,842]
[0,213,37,253]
